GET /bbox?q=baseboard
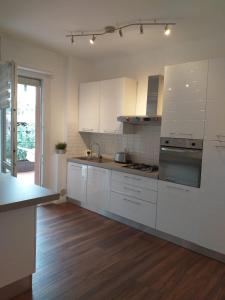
[68,198,225,264]
[54,195,67,204]
[0,275,32,300]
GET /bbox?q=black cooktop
[123,163,158,173]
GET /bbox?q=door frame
[17,69,44,185]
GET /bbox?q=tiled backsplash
[81,125,161,165]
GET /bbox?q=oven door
[159,146,203,187]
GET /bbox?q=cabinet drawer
[110,192,156,228]
[111,171,157,191]
[161,119,205,139]
[111,180,157,203]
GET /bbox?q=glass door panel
[0,61,17,175]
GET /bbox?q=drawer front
[110,191,156,228]
[111,171,157,191]
[111,180,157,203]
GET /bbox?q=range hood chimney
[117,75,163,125]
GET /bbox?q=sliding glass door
[0,61,17,176]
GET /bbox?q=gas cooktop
[123,163,158,173]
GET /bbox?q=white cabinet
[156,180,200,244]
[87,166,110,210]
[198,140,225,254]
[99,78,136,134]
[67,162,87,203]
[79,81,100,132]
[205,58,225,141]
[161,60,208,139]
[79,77,136,134]
[109,171,157,228]
[110,191,156,228]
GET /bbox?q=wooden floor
[14,203,225,300]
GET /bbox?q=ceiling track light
[164,24,171,36]
[90,35,96,44]
[66,20,176,44]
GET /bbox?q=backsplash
[81,125,161,165]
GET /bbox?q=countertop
[68,157,159,179]
[0,174,59,212]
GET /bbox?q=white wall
[93,34,225,115]
[58,56,96,193]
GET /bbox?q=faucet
[90,142,101,159]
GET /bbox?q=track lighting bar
[66,21,176,44]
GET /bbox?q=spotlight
[90,35,96,44]
[71,36,74,44]
[164,24,171,36]
[140,24,143,34]
[119,29,123,37]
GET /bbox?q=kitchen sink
[75,156,112,163]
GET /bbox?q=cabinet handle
[215,145,225,148]
[70,165,82,169]
[166,185,190,192]
[178,133,193,137]
[124,186,141,193]
[216,134,225,138]
[103,130,118,134]
[216,135,225,142]
[90,168,106,173]
[123,198,141,205]
[81,128,94,132]
[169,132,176,135]
[124,175,141,181]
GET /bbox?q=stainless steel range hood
[117,75,163,125]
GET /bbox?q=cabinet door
[161,60,208,139]
[67,163,87,203]
[163,60,208,101]
[205,58,225,141]
[87,166,110,210]
[156,180,200,244]
[79,82,100,132]
[99,78,123,134]
[198,140,225,254]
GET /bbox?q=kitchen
[1,0,225,299]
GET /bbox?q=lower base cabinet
[87,166,110,210]
[110,191,156,228]
[156,180,200,244]
[67,163,87,203]
[197,140,225,254]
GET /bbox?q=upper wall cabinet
[79,77,137,134]
[161,60,208,139]
[79,81,100,133]
[205,58,225,141]
[100,78,136,134]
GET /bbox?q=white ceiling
[0,0,225,61]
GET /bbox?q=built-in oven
[159,138,203,188]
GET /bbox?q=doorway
[16,76,42,185]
